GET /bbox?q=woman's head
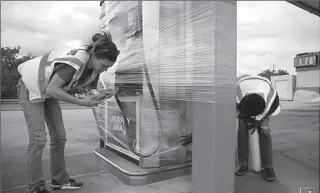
[86,32,120,73]
[239,93,266,117]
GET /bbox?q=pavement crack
[279,151,319,174]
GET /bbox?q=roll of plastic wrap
[248,129,262,173]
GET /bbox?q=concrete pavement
[1,109,102,191]
[1,102,319,193]
[0,102,90,111]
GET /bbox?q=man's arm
[180,133,192,147]
[180,102,240,146]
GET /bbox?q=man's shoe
[235,165,249,176]
[51,178,84,190]
[262,168,276,182]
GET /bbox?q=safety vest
[236,74,281,120]
[17,46,96,103]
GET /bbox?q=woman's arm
[46,73,100,107]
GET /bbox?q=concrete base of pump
[94,148,192,186]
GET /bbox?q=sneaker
[30,186,50,193]
[262,168,276,182]
[235,165,248,176]
[51,179,84,190]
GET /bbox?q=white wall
[296,70,320,88]
[271,75,296,101]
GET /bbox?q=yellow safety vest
[17,46,97,103]
[236,74,281,120]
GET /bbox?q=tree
[1,46,36,99]
[258,68,289,80]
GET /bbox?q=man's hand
[247,119,262,130]
[180,133,192,147]
[253,120,262,128]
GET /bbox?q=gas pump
[92,1,227,186]
[95,1,190,169]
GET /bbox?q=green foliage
[258,68,289,80]
[1,46,36,99]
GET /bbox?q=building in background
[271,75,296,101]
[271,51,320,101]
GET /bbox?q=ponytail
[86,32,120,62]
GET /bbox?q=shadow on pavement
[1,152,102,191]
[235,173,290,193]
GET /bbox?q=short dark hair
[86,32,120,62]
[239,94,266,117]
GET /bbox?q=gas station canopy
[287,0,320,17]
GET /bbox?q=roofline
[287,1,320,17]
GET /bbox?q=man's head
[239,93,266,117]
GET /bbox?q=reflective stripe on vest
[53,57,84,69]
[18,48,88,103]
[236,74,250,103]
[38,53,51,98]
[236,75,277,120]
[38,53,85,98]
[236,74,250,83]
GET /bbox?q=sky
[237,1,320,75]
[1,1,320,76]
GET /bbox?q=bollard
[249,128,262,173]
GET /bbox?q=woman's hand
[47,74,97,106]
[91,89,115,101]
[78,98,103,107]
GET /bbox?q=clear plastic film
[92,71,189,166]
[93,1,235,167]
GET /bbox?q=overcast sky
[1,1,319,75]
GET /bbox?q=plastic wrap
[93,1,235,168]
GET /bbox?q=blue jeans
[17,80,70,192]
[237,118,274,169]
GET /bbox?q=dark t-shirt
[50,63,99,91]
[51,63,76,87]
